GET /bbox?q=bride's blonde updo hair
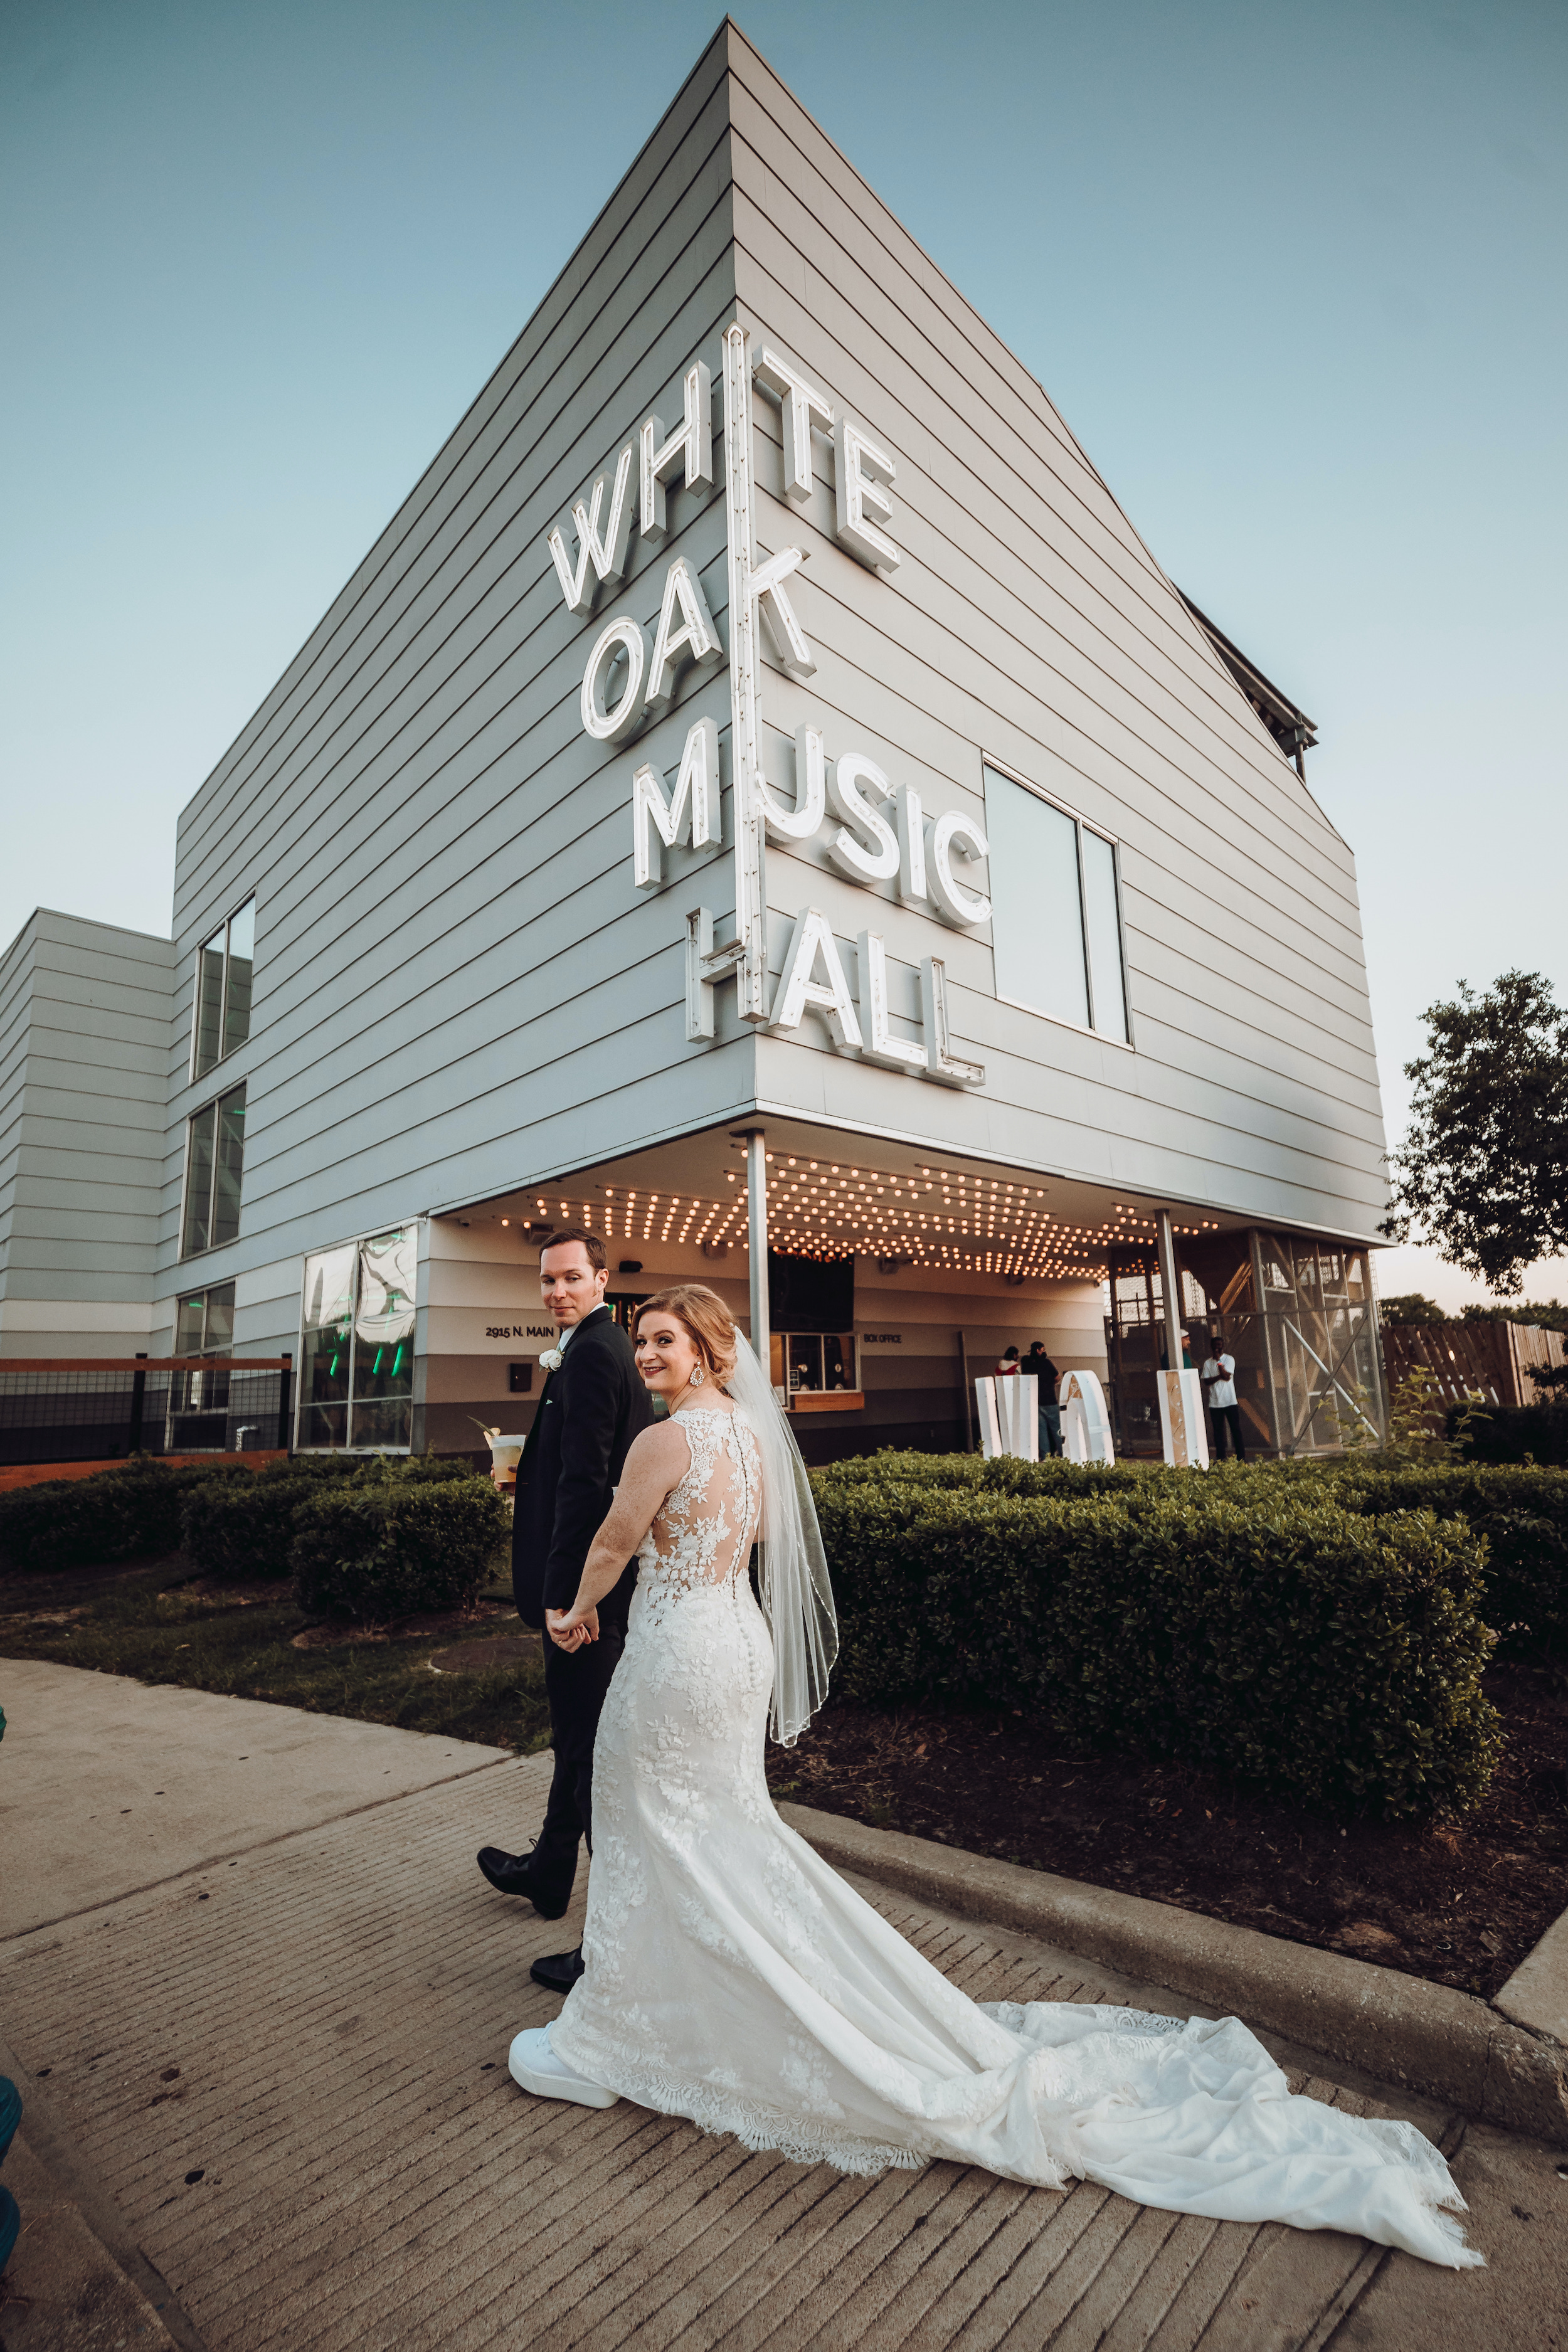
[636,1284,740,1389]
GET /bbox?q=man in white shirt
[1200,1334,1248,1460]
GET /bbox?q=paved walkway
[1,1657,1564,2350]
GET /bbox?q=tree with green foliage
[1383,970,1568,1295]
[1379,1292,1447,1325]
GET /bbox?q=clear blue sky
[4,0,1564,1301]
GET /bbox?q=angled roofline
[1177,591,1320,775]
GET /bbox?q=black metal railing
[0,1357,292,1466]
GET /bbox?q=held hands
[546,1602,600,1652]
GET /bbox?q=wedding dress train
[547,1403,1480,2269]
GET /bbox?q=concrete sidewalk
[1,1656,1564,2350]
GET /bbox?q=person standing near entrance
[477,1226,654,1994]
[1025,1340,1062,1456]
[1200,1333,1248,1461]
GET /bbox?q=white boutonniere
[539,1346,564,1372]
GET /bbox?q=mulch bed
[765,1661,1568,2002]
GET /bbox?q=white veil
[724,1335,839,1747]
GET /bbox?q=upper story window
[192,898,256,1081]
[181,1083,246,1257]
[983,766,1131,1044]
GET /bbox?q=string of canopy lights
[521,1158,1220,1282]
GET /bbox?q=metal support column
[746,1129,770,1383]
[1156,1212,1185,1375]
[278,1352,294,1454]
[129,1352,147,1454]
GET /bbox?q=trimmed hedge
[1330,1463,1568,1658]
[815,1449,1568,1663]
[180,1453,484,1582]
[812,1470,1501,1817]
[0,1456,252,1573]
[1449,1401,1568,1466]
[290,1480,509,1620]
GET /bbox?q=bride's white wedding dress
[547,1401,1480,2268]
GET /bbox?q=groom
[477,1226,654,1993]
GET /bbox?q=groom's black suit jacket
[511,1304,655,1631]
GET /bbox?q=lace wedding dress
[548,1401,1479,2268]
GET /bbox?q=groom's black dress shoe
[476,1845,572,1919]
[530,1946,586,1994]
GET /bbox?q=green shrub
[290,1478,509,1620]
[1449,1401,1568,1466]
[814,1473,1500,1818]
[180,1476,320,1581]
[1328,1463,1568,1657]
[0,1456,252,1573]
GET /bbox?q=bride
[507,1284,1480,2269]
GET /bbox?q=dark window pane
[204,1281,236,1353]
[223,901,255,1057]
[175,1293,207,1355]
[194,935,225,1078]
[211,1086,246,1248]
[351,1397,411,1449]
[298,1402,348,1449]
[182,1104,216,1256]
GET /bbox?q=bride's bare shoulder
[625,1417,696,1476]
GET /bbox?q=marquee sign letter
[640,361,714,544]
[827,752,900,884]
[644,557,722,716]
[928,808,991,928]
[581,615,650,743]
[547,443,635,617]
[632,715,719,890]
[920,955,984,1087]
[834,415,899,573]
[857,931,927,1073]
[893,783,928,906]
[768,908,864,1052]
[759,724,827,844]
[753,347,835,505]
[749,545,815,679]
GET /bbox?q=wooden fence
[1380,1320,1565,1409]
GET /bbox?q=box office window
[181,1083,246,1258]
[298,1227,417,1451]
[983,768,1130,1042]
[192,897,255,1081]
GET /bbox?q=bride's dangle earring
[689,1364,706,1386]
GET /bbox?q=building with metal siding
[0,910,175,1357]
[1,24,1387,1461]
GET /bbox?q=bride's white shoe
[508,2023,619,2109]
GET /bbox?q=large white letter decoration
[581,616,650,744]
[856,931,926,1073]
[759,725,827,844]
[547,445,635,617]
[1061,1369,1115,1465]
[753,347,834,505]
[920,955,984,1088]
[768,909,863,1052]
[640,361,714,544]
[632,716,719,891]
[749,545,815,679]
[827,753,900,884]
[644,557,722,716]
[928,809,991,928]
[893,784,928,906]
[834,415,899,573]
